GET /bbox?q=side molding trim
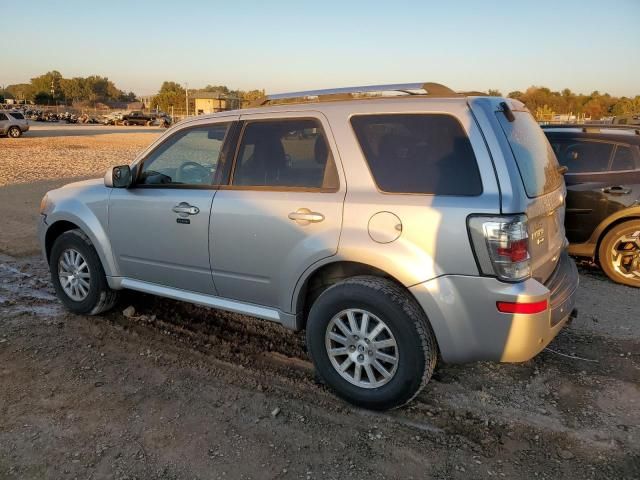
[112,277,297,328]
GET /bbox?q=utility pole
[185,82,189,117]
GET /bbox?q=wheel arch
[44,211,118,277]
[593,211,640,264]
[292,259,415,330]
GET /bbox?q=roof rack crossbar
[252,82,459,107]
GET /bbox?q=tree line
[1,71,136,106]
[2,72,638,120]
[497,87,640,119]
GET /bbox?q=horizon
[1,0,639,97]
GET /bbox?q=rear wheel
[50,229,118,314]
[306,276,438,410]
[8,126,21,138]
[599,220,640,287]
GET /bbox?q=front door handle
[288,208,324,224]
[172,202,200,215]
[603,186,631,195]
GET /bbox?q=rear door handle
[602,186,631,195]
[288,208,324,224]
[172,202,200,215]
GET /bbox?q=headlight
[39,194,50,214]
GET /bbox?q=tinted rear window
[9,112,24,120]
[350,114,482,195]
[497,111,562,197]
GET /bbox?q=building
[193,91,230,115]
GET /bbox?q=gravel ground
[0,125,638,479]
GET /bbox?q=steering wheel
[176,161,210,183]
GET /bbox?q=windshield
[497,110,562,197]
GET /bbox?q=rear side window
[9,112,24,120]
[232,119,339,189]
[497,111,562,197]
[550,140,614,173]
[0,113,7,121]
[611,145,638,171]
[350,114,482,195]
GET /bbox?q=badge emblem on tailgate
[532,224,545,245]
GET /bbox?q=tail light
[467,214,531,282]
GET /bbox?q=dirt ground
[0,125,638,479]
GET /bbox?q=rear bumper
[410,252,579,363]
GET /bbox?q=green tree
[487,89,502,96]
[152,81,187,112]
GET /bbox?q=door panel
[109,188,217,294]
[565,170,640,243]
[210,190,343,308]
[108,118,238,294]
[209,112,345,312]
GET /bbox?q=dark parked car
[543,125,640,287]
[121,111,155,126]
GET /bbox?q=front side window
[232,119,338,189]
[550,140,614,173]
[138,123,230,186]
[9,112,24,120]
[350,114,482,195]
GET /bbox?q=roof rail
[250,82,460,107]
[540,124,640,135]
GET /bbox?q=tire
[306,276,438,410]
[49,229,119,315]
[146,120,153,126]
[598,220,640,287]
[122,120,129,126]
[8,126,21,138]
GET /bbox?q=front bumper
[410,252,579,363]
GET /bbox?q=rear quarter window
[350,114,482,195]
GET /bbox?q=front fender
[43,189,118,277]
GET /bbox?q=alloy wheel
[325,308,399,389]
[610,230,640,280]
[58,248,91,301]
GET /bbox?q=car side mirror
[105,165,132,188]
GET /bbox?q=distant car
[543,124,640,287]
[0,111,30,138]
[103,112,124,126]
[122,111,155,126]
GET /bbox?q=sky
[1,0,639,97]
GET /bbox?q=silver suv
[0,110,30,137]
[38,83,579,409]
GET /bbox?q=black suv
[543,125,640,287]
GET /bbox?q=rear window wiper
[500,102,515,122]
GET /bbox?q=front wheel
[8,126,21,138]
[599,220,640,287]
[50,229,119,314]
[306,276,438,410]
